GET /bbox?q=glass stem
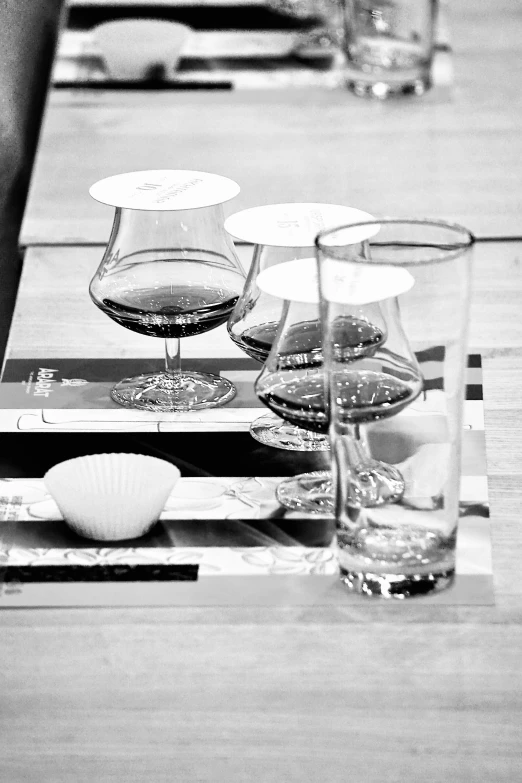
[344,424,373,472]
[164,338,183,388]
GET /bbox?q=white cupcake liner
[44,453,180,541]
[93,19,192,81]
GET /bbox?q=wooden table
[20,78,522,244]
[20,0,522,245]
[3,0,522,779]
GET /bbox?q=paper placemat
[0,353,490,606]
[0,475,491,607]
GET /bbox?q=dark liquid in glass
[232,317,385,365]
[258,369,421,434]
[96,285,239,338]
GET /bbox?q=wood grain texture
[1,621,522,782]
[20,0,522,244]
[20,86,522,243]
[7,241,522,360]
[5,243,254,360]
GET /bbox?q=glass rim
[315,217,476,266]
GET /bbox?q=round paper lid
[89,170,240,211]
[224,203,378,247]
[256,257,415,305]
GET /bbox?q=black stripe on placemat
[0,416,485,477]
[54,81,235,91]
[423,377,443,392]
[466,384,483,401]
[414,350,480,369]
[417,351,481,395]
[66,6,316,31]
[416,346,446,363]
[460,503,490,518]
[0,353,482,384]
[420,379,482,398]
[0,431,329,477]
[0,564,198,583]
[422,381,482,398]
[0,356,260,383]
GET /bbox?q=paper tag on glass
[89,170,240,211]
[256,257,414,304]
[224,203,378,247]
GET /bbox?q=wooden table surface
[21,0,522,245]
[5,241,522,360]
[3,0,522,780]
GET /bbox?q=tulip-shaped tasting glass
[225,203,375,450]
[316,218,474,598]
[89,170,246,411]
[254,255,396,514]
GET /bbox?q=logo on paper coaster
[225,203,378,247]
[89,170,240,211]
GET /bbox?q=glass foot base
[347,77,430,99]
[339,566,455,599]
[275,459,405,515]
[350,460,405,506]
[276,470,334,515]
[110,371,236,411]
[250,414,330,452]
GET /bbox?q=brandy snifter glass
[89,170,246,412]
[225,203,375,451]
[254,256,411,515]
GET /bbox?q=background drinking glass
[267,0,344,51]
[89,170,245,412]
[341,0,438,98]
[316,218,474,598]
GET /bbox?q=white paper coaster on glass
[256,257,319,303]
[257,257,415,305]
[89,170,240,211]
[224,203,377,247]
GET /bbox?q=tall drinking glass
[342,0,438,98]
[316,218,474,598]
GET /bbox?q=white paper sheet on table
[0,400,485,433]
